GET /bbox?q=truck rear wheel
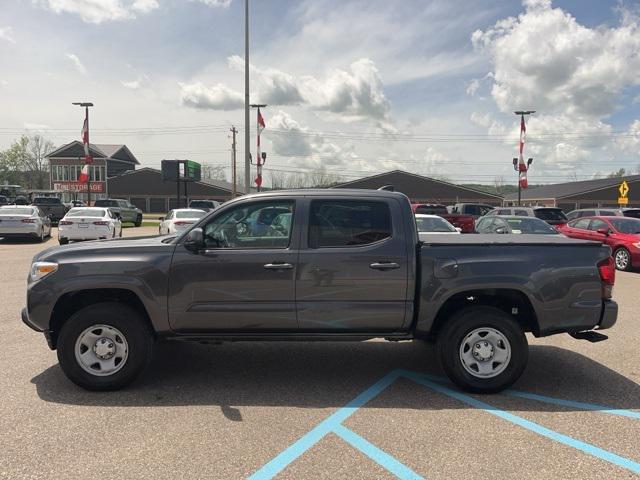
[436,306,528,393]
[57,302,154,391]
[134,214,142,227]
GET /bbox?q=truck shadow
[31,341,640,416]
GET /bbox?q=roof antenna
[378,185,395,192]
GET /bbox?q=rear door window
[572,218,591,230]
[533,209,568,222]
[514,209,529,216]
[309,200,391,248]
[588,219,609,232]
[599,210,617,216]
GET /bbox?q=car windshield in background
[506,218,558,234]
[415,205,447,215]
[623,209,640,219]
[0,207,34,215]
[175,210,206,219]
[94,200,119,207]
[416,216,456,232]
[534,209,568,222]
[610,218,640,234]
[33,198,59,204]
[67,209,106,217]
[190,201,216,208]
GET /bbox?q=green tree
[0,135,54,189]
[607,168,626,178]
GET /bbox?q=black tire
[57,302,154,391]
[37,228,45,243]
[436,306,528,393]
[58,238,69,245]
[613,247,631,271]
[134,214,142,227]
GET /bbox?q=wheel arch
[49,288,155,349]
[425,288,539,340]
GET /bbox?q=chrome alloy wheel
[615,249,630,271]
[459,327,511,378]
[74,325,129,376]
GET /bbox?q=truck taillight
[598,256,615,299]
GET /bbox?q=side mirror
[495,227,507,234]
[455,227,462,233]
[596,228,609,236]
[184,227,204,251]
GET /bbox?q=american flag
[518,116,528,189]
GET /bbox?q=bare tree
[25,135,54,189]
[268,168,343,190]
[201,164,227,182]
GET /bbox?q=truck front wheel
[57,302,154,391]
[436,306,528,393]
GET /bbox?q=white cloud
[192,0,232,7]
[36,0,158,23]
[23,122,52,131]
[66,53,87,75]
[131,0,158,14]
[121,74,150,90]
[179,82,244,110]
[466,78,480,96]
[215,56,390,121]
[0,26,16,44]
[616,120,640,155]
[472,0,640,118]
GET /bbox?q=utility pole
[230,126,238,198]
[513,110,535,206]
[244,0,251,195]
[72,102,94,205]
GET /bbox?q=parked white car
[159,208,207,235]
[415,214,461,240]
[58,207,122,245]
[0,205,52,242]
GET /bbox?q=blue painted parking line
[333,424,423,480]
[402,371,640,475]
[249,369,640,479]
[247,370,405,480]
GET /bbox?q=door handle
[264,262,294,270]
[369,262,400,270]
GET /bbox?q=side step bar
[568,330,608,342]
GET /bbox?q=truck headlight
[634,242,640,249]
[30,262,58,282]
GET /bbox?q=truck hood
[34,235,176,262]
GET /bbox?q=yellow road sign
[618,197,629,205]
[619,180,629,198]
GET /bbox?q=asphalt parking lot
[1,227,639,479]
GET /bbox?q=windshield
[67,209,106,217]
[534,209,568,222]
[0,207,34,215]
[33,197,60,204]
[415,216,456,232]
[175,210,206,219]
[505,218,558,234]
[94,200,119,207]
[190,201,215,208]
[610,218,640,234]
[415,205,448,215]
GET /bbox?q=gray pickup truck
[31,197,69,224]
[22,189,618,392]
[93,199,143,226]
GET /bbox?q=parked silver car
[0,206,52,242]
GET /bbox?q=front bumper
[22,307,55,349]
[597,300,618,330]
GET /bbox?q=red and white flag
[257,110,265,136]
[81,118,89,155]
[518,115,528,188]
[78,164,89,183]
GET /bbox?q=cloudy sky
[1,0,639,185]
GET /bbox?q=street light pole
[244,0,251,195]
[72,102,94,205]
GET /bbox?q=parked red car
[556,216,640,271]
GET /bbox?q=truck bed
[420,233,601,246]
